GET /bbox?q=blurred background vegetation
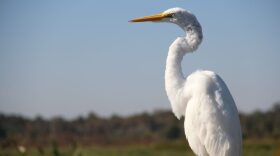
[1,102,280,156]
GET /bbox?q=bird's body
[131,7,242,156]
[183,71,241,156]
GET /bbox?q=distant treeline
[0,102,280,147]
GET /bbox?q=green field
[1,141,279,156]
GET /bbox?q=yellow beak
[129,12,172,22]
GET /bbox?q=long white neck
[165,25,202,119]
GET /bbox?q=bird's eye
[166,13,174,18]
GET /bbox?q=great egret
[130,8,242,156]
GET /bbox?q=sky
[0,0,280,119]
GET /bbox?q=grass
[0,141,279,156]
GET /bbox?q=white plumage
[131,7,242,156]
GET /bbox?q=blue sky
[0,0,280,118]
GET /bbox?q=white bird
[130,7,242,156]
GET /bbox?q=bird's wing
[184,71,242,156]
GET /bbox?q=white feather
[163,8,242,156]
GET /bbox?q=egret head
[130,7,203,52]
[130,7,201,32]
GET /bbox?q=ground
[0,140,279,156]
